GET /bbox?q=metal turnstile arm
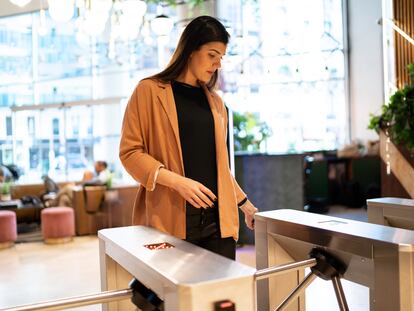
[255,248,350,311]
[0,288,133,311]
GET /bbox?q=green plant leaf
[368,63,414,151]
[233,111,271,152]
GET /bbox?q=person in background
[47,160,111,207]
[119,16,258,260]
[82,161,111,186]
[0,166,9,183]
[0,164,19,183]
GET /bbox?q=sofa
[72,184,138,235]
[10,182,138,235]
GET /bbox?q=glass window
[27,116,35,136]
[0,84,34,107]
[1,1,347,182]
[3,148,13,165]
[0,5,169,182]
[12,99,123,182]
[6,116,12,136]
[52,118,59,135]
[64,105,93,180]
[0,14,34,107]
[35,12,93,104]
[219,0,347,153]
[0,108,13,165]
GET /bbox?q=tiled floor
[0,206,370,310]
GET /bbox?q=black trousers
[185,205,236,260]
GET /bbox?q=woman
[119,15,257,260]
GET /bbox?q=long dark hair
[150,15,230,89]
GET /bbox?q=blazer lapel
[202,85,226,142]
[203,85,228,165]
[156,81,184,166]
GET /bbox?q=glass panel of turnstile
[255,209,414,311]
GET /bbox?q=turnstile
[99,225,256,311]
[367,197,414,230]
[3,210,414,311]
[255,209,414,311]
[1,226,257,311]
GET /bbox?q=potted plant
[233,111,272,152]
[0,181,12,201]
[368,63,414,152]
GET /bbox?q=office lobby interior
[1,0,414,310]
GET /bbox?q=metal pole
[0,288,133,311]
[255,258,317,281]
[275,272,317,311]
[332,275,349,311]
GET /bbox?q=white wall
[348,0,384,143]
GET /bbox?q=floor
[0,236,101,311]
[0,206,369,311]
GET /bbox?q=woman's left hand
[240,200,258,230]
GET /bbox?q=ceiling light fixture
[48,0,75,23]
[8,0,32,7]
[151,14,174,36]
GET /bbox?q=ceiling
[0,0,43,18]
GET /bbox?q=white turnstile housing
[367,197,414,230]
[98,226,256,311]
[255,209,414,311]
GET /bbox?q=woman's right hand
[157,168,216,208]
[173,176,217,208]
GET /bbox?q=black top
[172,81,218,212]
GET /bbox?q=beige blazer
[119,79,246,240]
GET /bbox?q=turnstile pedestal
[99,226,256,311]
[367,197,414,230]
[255,209,414,311]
